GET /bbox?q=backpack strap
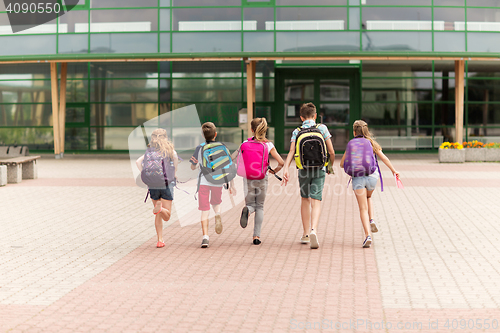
[375,154,383,192]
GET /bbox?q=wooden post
[50,63,60,157]
[59,63,68,155]
[246,60,256,136]
[454,60,465,143]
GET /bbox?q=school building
[1,0,500,155]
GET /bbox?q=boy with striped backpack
[190,122,236,248]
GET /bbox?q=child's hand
[282,170,289,186]
[393,171,400,178]
[229,186,237,196]
[327,164,334,175]
[189,156,198,165]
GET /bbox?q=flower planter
[485,149,500,162]
[439,148,465,163]
[464,148,486,162]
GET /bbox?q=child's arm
[173,151,179,173]
[375,149,400,177]
[325,138,335,173]
[190,147,199,170]
[339,152,346,168]
[136,155,144,172]
[282,143,296,186]
[231,149,239,161]
[229,179,237,196]
[269,147,284,174]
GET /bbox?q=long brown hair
[251,117,268,142]
[353,120,381,153]
[150,128,175,159]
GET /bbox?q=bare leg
[160,199,172,221]
[367,190,375,221]
[152,199,164,243]
[310,199,322,231]
[212,204,221,215]
[201,211,210,236]
[354,188,371,238]
[153,200,171,221]
[300,197,311,236]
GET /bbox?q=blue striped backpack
[198,142,236,189]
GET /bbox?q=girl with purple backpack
[340,120,399,248]
[237,118,284,245]
[136,128,178,248]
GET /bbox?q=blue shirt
[290,120,332,142]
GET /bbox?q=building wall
[1,1,500,57]
[1,60,500,152]
[2,1,500,151]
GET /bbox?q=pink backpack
[237,137,269,180]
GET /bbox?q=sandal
[157,241,165,248]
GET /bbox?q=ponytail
[353,120,381,153]
[251,117,268,142]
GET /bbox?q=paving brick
[1,157,499,332]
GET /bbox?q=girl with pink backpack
[340,120,399,248]
[237,118,284,245]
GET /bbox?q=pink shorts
[198,185,223,211]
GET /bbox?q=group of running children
[136,102,400,249]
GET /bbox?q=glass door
[275,67,361,152]
[65,103,90,151]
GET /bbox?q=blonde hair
[353,120,381,153]
[251,117,268,142]
[150,128,174,159]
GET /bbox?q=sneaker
[309,231,319,249]
[363,235,372,248]
[240,207,249,229]
[300,235,310,244]
[201,238,209,248]
[370,219,379,233]
[215,214,223,234]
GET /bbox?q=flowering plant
[462,140,484,148]
[440,142,463,149]
[485,142,500,149]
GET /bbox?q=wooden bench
[0,156,40,184]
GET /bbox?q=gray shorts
[352,176,378,191]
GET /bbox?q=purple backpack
[236,137,270,180]
[344,137,377,176]
[344,136,384,190]
[141,147,175,189]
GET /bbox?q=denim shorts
[352,176,378,191]
[149,183,174,201]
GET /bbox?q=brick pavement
[0,155,499,332]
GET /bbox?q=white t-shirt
[242,139,274,153]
